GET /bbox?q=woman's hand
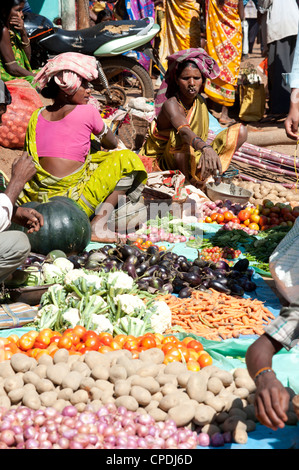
[285,90,299,140]
[9,10,25,32]
[197,146,222,180]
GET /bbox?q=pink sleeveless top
[36,104,104,163]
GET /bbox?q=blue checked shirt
[264,297,299,350]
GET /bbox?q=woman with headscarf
[17,52,147,243]
[140,48,247,185]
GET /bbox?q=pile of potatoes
[0,348,298,445]
[236,181,299,207]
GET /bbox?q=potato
[136,363,160,378]
[80,377,95,390]
[164,362,187,376]
[243,404,257,421]
[94,379,114,394]
[53,348,70,364]
[160,383,179,396]
[168,402,196,427]
[233,387,250,399]
[159,392,189,412]
[245,419,256,432]
[221,415,247,433]
[116,356,138,377]
[53,399,71,412]
[193,404,216,426]
[177,371,197,388]
[37,354,53,366]
[207,376,224,395]
[61,371,83,391]
[46,363,70,386]
[8,387,24,404]
[57,387,73,401]
[139,348,165,364]
[23,371,40,386]
[156,374,178,387]
[4,374,24,393]
[10,354,36,373]
[148,407,168,421]
[286,411,298,426]
[101,393,115,405]
[22,390,41,410]
[89,387,102,401]
[211,369,234,387]
[0,395,10,408]
[186,370,209,403]
[32,364,48,379]
[35,378,55,394]
[232,421,248,444]
[204,395,226,413]
[130,385,152,406]
[201,423,221,436]
[145,400,160,412]
[228,407,247,421]
[40,391,58,407]
[114,395,139,412]
[71,361,91,377]
[234,376,256,393]
[70,390,89,405]
[114,379,131,398]
[89,400,103,412]
[109,365,127,383]
[84,351,110,369]
[214,411,229,424]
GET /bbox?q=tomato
[161,342,179,354]
[216,213,224,223]
[154,333,164,345]
[57,336,73,350]
[187,360,200,372]
[19,334,36,351]
[132,242,142,249]
[176,344,190,361]
[97,332,113,346]
[243,218,250,226]
[142,240,153,248]
[223,211,234,222]
[198,352,213,368]
[188,349,200,361]
[135,237,145,246]
[250,213,260,224]
[34,333,51,347]
[123,339,139,351]
[205,216,212,223]
[159,245,167,252]
[98,345,113,354]
[6,334,19,344]
[187,340,203,352]
[50,335,62,344]
[139,336,157,350]
[181,336,194,346]
[163,352,180,364]
[113,334,128,346]
[210,213,219,221]
[4,342,19,354]
[109,340,122,351]
[130,349,140,359]
[72,325,87,339]
[39,328,55,338]
[35,350,50,361]
[162,335,179,344]
[84,335,101,351]
[248,222,259,231]
[238,209,251,221]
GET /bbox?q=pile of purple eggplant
[76,244,257,299]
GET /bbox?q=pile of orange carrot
[158,289,276,341]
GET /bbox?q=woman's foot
[219,116,237,126]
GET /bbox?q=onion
[210,432,225,447]
[197,432,210,447]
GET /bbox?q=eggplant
[179,261,191,272]
[215,260,230,271]
[188,265,202,274]
[193,258,208,268]
[172,277,186,294]
[161,282,174,294]
[233,259,250,273]
[143,265,160,276]
[149,277,164,290]
[229,283,244,296]
[147,245,159,255]
[118,244,138,259]
[243,280,257,292]
[87,251,108,263]
[123,254,139,267]
[149,253,160,266]
[125,264,137,279]
[67,255,82,269]
[137,280,149,290]
[135,263,148,276]
[178,286,192,298]
[182,272,202,287]
[209,280,231,294]
[177,255,188,264]
[202,267,217,279]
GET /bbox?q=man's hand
[254,372,290,430]
[12,207,44,233]
[285,90,299,140]
[10,151,36,184]
[197,146,222,180]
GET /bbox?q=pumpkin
[11,196,91,256]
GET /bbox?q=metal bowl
[206,182,252,204]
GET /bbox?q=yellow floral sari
[18,109,147,217]
[158,0,202,70]
[140,95,241,182]
[204,0,242,107]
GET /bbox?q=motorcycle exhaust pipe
[96,61,112,99]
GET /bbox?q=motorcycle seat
[39,19,152,55]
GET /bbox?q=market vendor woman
[140,48,248,185]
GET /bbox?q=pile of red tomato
[0,328,213,371]
[200,246,242,263]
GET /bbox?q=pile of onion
[0,404,199,449]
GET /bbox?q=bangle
[176,123,190,134]
[254,367,275,382]
[4,60,17,65]
[22,40,30,47]
[201,145,210,151]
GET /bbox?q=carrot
[158,290,275,341]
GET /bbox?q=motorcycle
[24,12,165,107]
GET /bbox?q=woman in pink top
[18,52,147,243]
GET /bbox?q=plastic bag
[239,83,266,122]
[269,217,299,304]
[0,79,43,149]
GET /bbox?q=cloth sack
[0,302,37,329]
[269,217,299,303]
[239,83,266,122]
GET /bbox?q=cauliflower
[83,273,103,290]
[115,294,145,315]
[91,314,113,334]
[62,308,80,328]
[63,269,87,287]
[149,301,172,334]
[108,271,134,291]
[42,263,63,284]
[53,257,74,273]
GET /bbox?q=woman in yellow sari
[204,0,244,125]
[140,48,247,185]
[18,52,147,243]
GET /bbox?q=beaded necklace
[176,94,192,115]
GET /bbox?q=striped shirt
[264,296,299,350]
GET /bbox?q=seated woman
[18,52,147,242]
[140,48,247,185]
[0,0,35,85]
